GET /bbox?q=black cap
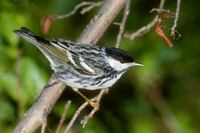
[105,47,135,63]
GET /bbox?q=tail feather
[14,27,68,67]
[14,27,49,46]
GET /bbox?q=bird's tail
[14,27,68,67]
[14,27,49,46]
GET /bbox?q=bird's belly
[60,73,123,90]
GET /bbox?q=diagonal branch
[80,88,108,128]
[115,0,131,48]
[56,101,71,133]
[51,1,102,20]
[64,88,108,132]
[14,0,127,132]
[124,0,165,40]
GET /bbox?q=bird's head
[105,47,143,71]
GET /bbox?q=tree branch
[14,0,126,132]
[56,101,71,133]
[80,89,108,128]
[124,0,165,40]
[64,89,108,132]
[170,0,181,38]
[115,0,131,48]
[51,1,102,20]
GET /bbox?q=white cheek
[108,57,130,71]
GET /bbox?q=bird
[14,27,143,109]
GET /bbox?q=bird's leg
[73,88,99,110]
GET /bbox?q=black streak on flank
[105,47,135,63]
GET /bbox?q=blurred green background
[0,0,200,132]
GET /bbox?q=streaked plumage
[14,27,143,90]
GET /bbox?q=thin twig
[81,2,102,14]
[56,101,72,133]
[171,0,181,38]
[64,102,88,133]
[115,0,131,48]
[150,8,175,20]
[64,89,109,132]
[124,0,165,40]
[51,1,101,20]
[113,22,121,26]
[159,0,165,9]
[124,16,159,40]
[80,89,108,128]
[41,120,47,133]
[81,109,97,128]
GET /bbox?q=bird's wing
[49,39,106,75]
[14,27,105,75]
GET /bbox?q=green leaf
[132,118,156,133]
[0,99,15,122]
[0,71,18,100]
[20,57,48,104]
[0,12,27,45]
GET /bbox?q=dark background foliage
[0,0,199,132]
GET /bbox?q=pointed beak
[132,62,144,67]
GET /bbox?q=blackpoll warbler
[14,27,143,108]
